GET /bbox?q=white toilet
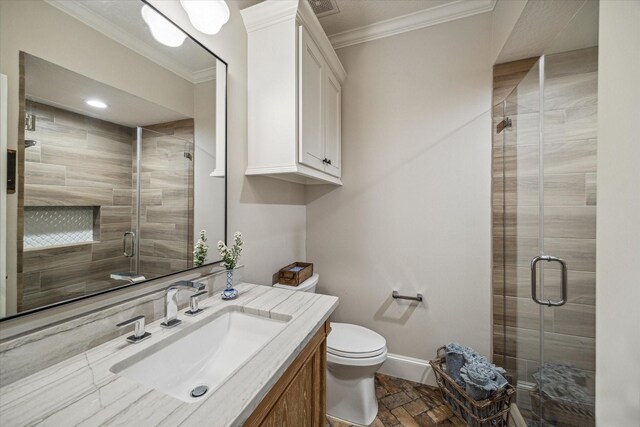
[273,274,387,425]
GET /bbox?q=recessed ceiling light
[85,99,109,109]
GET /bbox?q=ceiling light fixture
[141,5,187,47]
[180,0,230,35]
[85,99,109,109]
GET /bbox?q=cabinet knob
[326,159,332,165]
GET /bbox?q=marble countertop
[0,283,338,426]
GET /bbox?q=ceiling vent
[307,0,340,18]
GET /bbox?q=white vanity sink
[111,308,289,402]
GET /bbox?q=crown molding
[240,0,299,33]
[329,0,497,50]
[44,0,215,84]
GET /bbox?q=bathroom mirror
[0,0,227,320]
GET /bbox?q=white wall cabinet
[242,0,346,185]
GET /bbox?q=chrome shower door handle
[531,255,568,307]
[123,231,135,257]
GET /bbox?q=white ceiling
[25,54,189,128]
[47,0,217,83]
[237,0,460,36]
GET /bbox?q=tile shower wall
[20,100,134,311]
[492,47,597,397]
[136,119,195,278]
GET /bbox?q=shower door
[132,126,194,280]
[495,48,597,426]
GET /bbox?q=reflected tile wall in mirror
[0,0,227,319]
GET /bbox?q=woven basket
[429,346,515,427]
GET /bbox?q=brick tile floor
[326,373,464,427]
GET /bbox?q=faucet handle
[117,315,152,344]
[185,290,208,317]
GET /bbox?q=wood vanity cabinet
[241,0,346,186]
[244,321,330,427]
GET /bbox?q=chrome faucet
[161,281,206,328]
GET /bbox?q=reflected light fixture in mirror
[141,4,187,47]
[180,0,230,35]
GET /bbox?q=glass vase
[222,269,238,300]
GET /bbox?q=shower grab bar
[530,255,568,307]
[392,290,423,302]
[123,231,135,257]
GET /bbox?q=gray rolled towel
[460,359,508,400]
[444,343,472,385]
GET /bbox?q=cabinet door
[324,69,341,178]
[299,26,326,172]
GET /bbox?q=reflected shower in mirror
[0,0,227,319]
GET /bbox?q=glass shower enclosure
[123,126,194,282]
[492,3,598,426]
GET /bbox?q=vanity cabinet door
[299,25,326,172]
[324,68,341,178]
[259,361,314,427]
[245,322,328,427]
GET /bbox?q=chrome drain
[190,385,209,398]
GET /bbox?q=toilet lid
[327,322,386,358]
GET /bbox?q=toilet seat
[327,322,387,360]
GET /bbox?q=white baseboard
[377,353,436,386]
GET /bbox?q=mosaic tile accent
[24,206,94,249]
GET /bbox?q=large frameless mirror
[0,0,227,320]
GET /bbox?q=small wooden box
[278,262,313,286]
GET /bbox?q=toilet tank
[273,273,319,293]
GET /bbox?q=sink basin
[111,308,289,402]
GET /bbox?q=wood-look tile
[86,132,133,156]
[24,184,113,206]
[140,189,163,206]
[53,107,133,142]
[543,331,595,371]
[496,174,589,207]
[66,168,132,189]
[152,240,189,260]
[493,295,552,331]
[543,72,597,111]
[23,271,41,295]
[24,162,66,185]
[544,139,597,175]
[24,144,41,162]
[493,265,595,305]
[544,47,598,79]
[99,222,132,242]
[22,282,86,310]
[113,189,133,206]
[149,172,189,191]
[41,144,132,174]
[26,118,88,148]
[146,206,189,224]
[100,206,132,224]
[564,105,597,141]
[91,240,125,261]
[543,206,596,239]
[493,57,539,105]
[553,303,596,338]
[585,173,597,206]
[544,237,596,272]
[23,244,93,273]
